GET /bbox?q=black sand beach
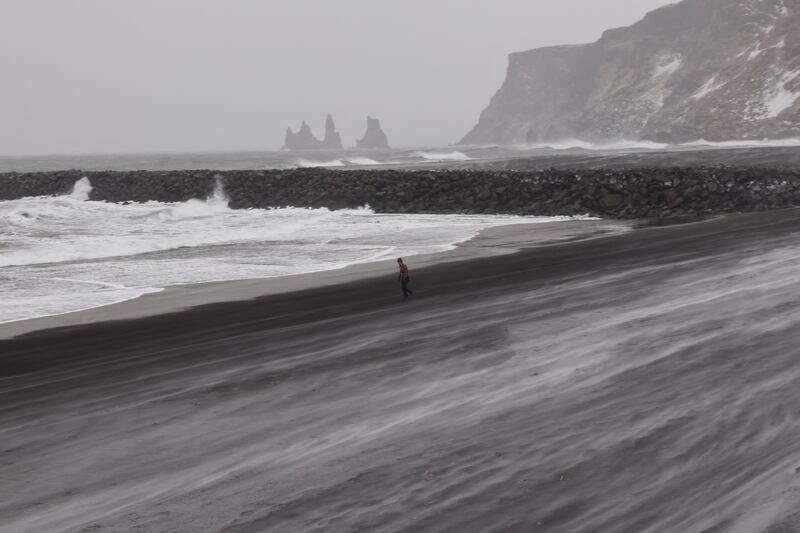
[3,210,800,531]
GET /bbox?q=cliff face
[462,0,800,145]
[283,115,343,150]
[356,117,390,149]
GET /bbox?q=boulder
[603,193,624,208]
[356,116,390,149]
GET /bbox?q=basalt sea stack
[322,114,343,149]
[356,116,390,149]
[283,115,343,150]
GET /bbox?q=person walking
[397,258,413,299]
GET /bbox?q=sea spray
[292,157,381,168]
[0,186,585,322]
[211,177,229,206]
[69,177,93,201]
[411,151,472,162]
[294,159,347,168]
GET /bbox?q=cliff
[356,117,390,149]
[461,0,800,145]
[283,115,343,150]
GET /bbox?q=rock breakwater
[1,168,799,219]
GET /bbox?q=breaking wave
[294,159,346,168]
[69,176,93,200]
[411,151,472,162]
[508,137,800,152]
[1,178,584,323]
[681,137,800,148]
[516,139,671,151]
[0,181,239,267]
[293,157,381,168]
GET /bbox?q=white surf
[0,179,586,323]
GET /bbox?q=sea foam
[292,157,381,168]
[412,151,472,161]
[0,179,585,323]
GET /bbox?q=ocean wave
[141,181,231,221]
[344,157,381,166]
[292,157,382,168]
[69,176,93,200]
[0,180,382,267]
[679,137,800,148]
[516,139,671,151]
[510,137,800,151]
[294,159,347,168]
[411,151,472,162]
[1,179,588,323]
[5,178,556,269]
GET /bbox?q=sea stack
[322,114,343,149]
[283,115,343,150]
[356,116,390,149]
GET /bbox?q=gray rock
[356,117,390,149]
[461,0,800,145]
[283,115,343,150]
[603,193,624,208]
[322,114,343,149]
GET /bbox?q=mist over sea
[2,139,800,173]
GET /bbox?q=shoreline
[0,219,629,340]
[4,209,800,531]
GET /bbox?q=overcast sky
[0,0,674,155]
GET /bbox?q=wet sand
[3,211,800,532]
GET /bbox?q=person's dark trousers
[401,277,413,299]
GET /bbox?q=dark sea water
[1,139,799,173]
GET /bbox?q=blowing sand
[4,211,800,532]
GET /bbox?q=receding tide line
[0,287,165,326]
[51,278,129,289]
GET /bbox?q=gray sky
[0,0,673,155]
